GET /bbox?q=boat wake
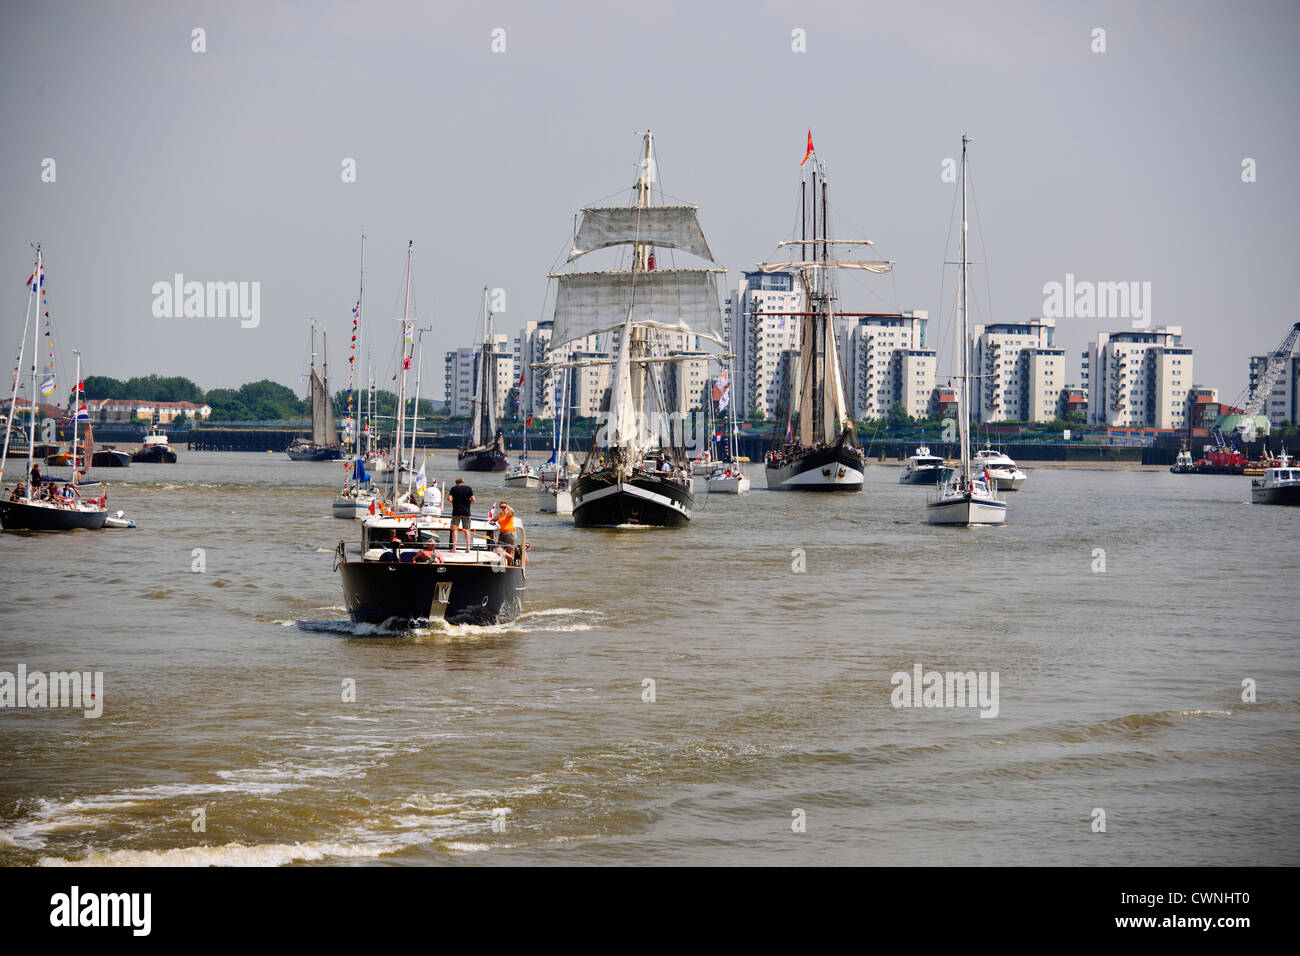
[18,779,594,867]
[288,606,599,639]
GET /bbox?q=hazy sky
[2,0,1297,406]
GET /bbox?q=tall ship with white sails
[926,134,1006,527]
[457,287,508,473]
[763,136,885,492]
[551,131,727,528]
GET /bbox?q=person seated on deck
[491,500,518,562]
[11,483,25,501]
[412,540,443,564]
[378,529,400,562]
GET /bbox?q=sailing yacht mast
[0,248,36,487]
[25,247,42,502]
[355,233,365,464]
[959,133,971,483]
[70,350,80,474]
[406,327,429,495]
[393,241,413,500]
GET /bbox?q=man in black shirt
[448,477,475,552]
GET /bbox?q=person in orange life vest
[491,500,518,559]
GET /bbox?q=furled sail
[823,313,852,442]
[311,368,331,445]
[568,206,717,263]
[550,268,725,347]
[758,260,893,274]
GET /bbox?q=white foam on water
[38,839,409,868]
[440,841,496,853]
[1,781,301,849]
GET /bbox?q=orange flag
[800,130,815,166]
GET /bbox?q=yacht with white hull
[1251,450,1300,505]
[972,444,1026,491]
[927,135,1006,527]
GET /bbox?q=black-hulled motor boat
[92,448,130,467]
[899,446,946,485]
[335,512,525,626]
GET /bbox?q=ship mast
[354,232,365,464]
[24,247,41,502]
[630,131,653,461]
[393,241,412,501]
[959,133,971,482]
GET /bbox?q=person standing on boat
[491,500,518,560]
[448,477,475,552]
[29,464,42,487]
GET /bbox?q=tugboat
[132,427,178,463]
[1170,443,1195,474]
[899,446,947,485]
[1250,449,1300,505]
[335,509,525,626]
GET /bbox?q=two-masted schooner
[287,321,341,461]
[763,138,889,492]
[457,287,509,472]
[548,131,727,528]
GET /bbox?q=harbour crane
[1215,321,1300,450]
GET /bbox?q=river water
[1,451,1297,865]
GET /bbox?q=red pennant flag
[526,416,533,426]
[517,369,525,387]
[800,130,815,167]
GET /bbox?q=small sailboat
[458,288,509,473]
[288,321,341,461]
[537,367,575,514]
[927,135,1006,527]
[505,416,541,488]
[334,234,378,519]
[705,366,749,494]
[1,247,110,531]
